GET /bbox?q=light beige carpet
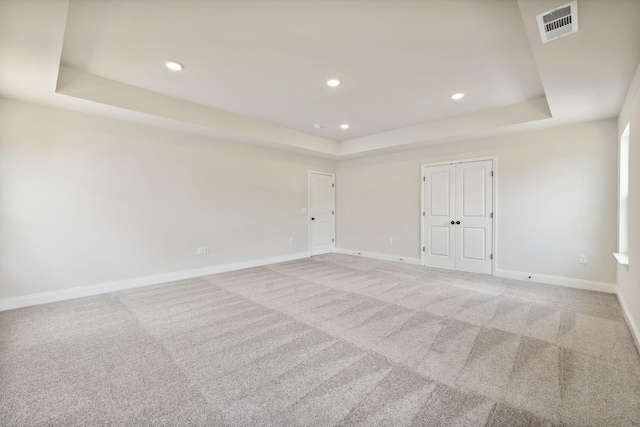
[1,254,639,426]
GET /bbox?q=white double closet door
[422,159,493,274]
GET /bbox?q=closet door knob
[456,221,460,224]
[450,221,455,225]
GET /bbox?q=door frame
[308,170,336,256]
[420,156,497,275]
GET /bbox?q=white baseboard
[495,268,616,294]
[334,251,616,295]
[335,248,422,265]
[0,252,310,312]
[615,286,640,355]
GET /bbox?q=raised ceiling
[61,0,545,141]
[1,0,640,159]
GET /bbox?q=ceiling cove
[1,0,639,159]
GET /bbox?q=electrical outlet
[388,238,393,245]
[197,247,203,255]
[579,255,587,264]
[300,208,307,214]
[203,246,209,254]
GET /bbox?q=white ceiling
[61,0,545,141]
[1,0,640,159]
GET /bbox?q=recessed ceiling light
[313,124,324,129]
[451,93,465,100]
[340,124,350,129]
[164,60,184,71]
[326,79,341,87]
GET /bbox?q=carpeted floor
[1,254,639,426]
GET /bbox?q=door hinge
[332,183,335,188]
[332,211,334,215]
[422,246,425,252]
[423,176,425,182]
[490,212,493,218]
[490,254,493,260]
[491,171,494,177]
[332,238,335,243]
[422,211,425,217]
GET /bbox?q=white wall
[617,62,640,348]
[336,119,618,285]
[0,96,623,308]
[0,98,333,300]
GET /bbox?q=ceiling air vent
[536,1,578,44]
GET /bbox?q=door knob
[456,221,460,224]
[311,217,315,220]
[450,221,455,225]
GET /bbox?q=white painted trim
[420,155,497,168]
[613,252,629,266]
[495,268,616,294]
[420,167,425,266]
[616,285,640,355]
[0,252,310,312]
[308,170,336,255]
[421,156,497,275]
[335,248,422,265]
[492,157,498,277]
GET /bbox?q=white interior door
[455,160,493,274]
[422,160,493,274]
[309,172,335,256]
[423,164,456,269]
